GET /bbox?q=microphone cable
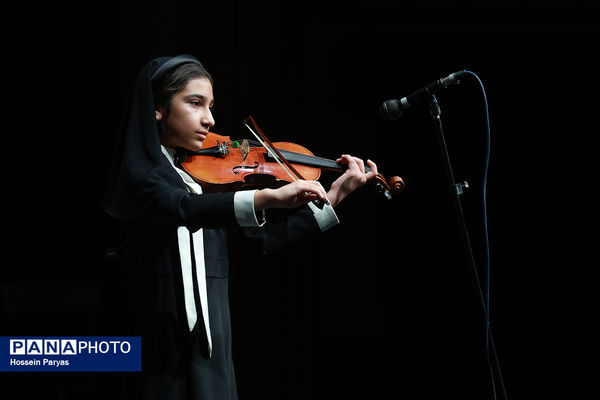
[462,70,508,400]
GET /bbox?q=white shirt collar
[160,146,203,194]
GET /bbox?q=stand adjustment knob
[452,181,469,196]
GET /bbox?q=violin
[177,116,404,199]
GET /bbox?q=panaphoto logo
[1,336,141,372]
[9,339,131,355]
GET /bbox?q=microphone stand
[427,94,506,399]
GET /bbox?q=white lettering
[42,359,69,367]
[120,341,131,353]
[98,341,109,354]
[77,341,90,354]
[9,358,41,366]
[91,341,100,353]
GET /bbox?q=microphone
[380,70,467,121]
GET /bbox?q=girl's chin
[185,140,204,152]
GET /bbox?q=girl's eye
[190,101,200,107]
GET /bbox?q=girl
[104,54,379,400]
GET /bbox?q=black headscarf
[104,55,205,221]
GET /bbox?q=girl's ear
[155,109,163,121]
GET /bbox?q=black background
[1,1,597,399]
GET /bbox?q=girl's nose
[202,110,215,129]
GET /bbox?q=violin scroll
[371,174,405,200]
[389,175,405,194]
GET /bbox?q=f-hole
[232,161,260,175]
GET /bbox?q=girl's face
[156,77,215,151]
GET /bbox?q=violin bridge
[240,139,250,161]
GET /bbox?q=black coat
[118,190,320,400]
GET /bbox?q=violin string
[288,152,339,169]
[270,150,339,170]
[243,122,298,183]
[251,143,385,186]
[244,137,341,170]
[280,151,378,175]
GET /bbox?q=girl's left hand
[327,155,378,207]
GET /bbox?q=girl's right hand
[254,180,328,210]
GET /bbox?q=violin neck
[267,149,372,173]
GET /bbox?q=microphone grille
[379,99,402,121]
